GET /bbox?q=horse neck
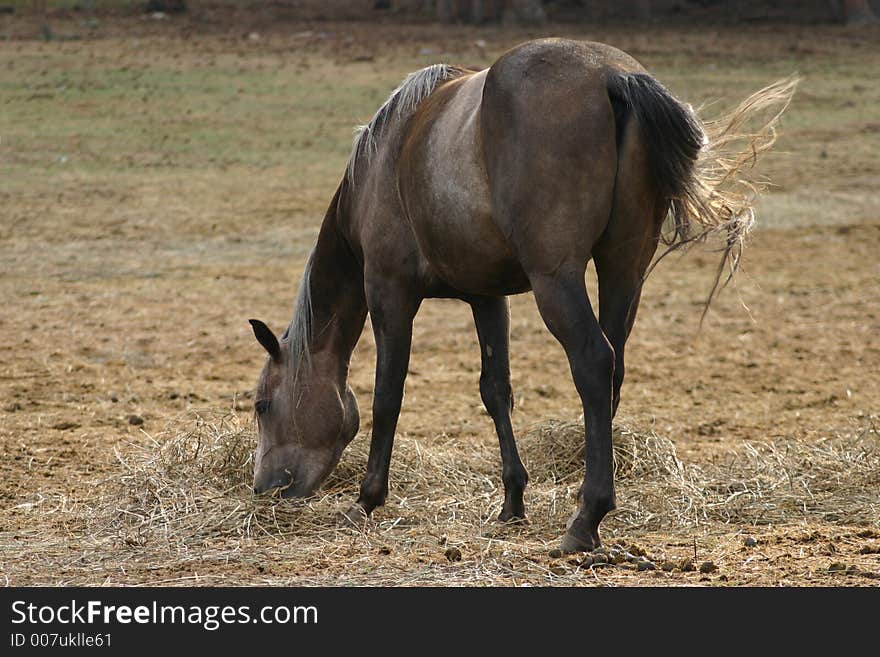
[292,186,367,384]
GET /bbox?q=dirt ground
[1,10,879,586]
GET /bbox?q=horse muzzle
[253,469,317,499]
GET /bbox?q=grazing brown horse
[249,39,795,552]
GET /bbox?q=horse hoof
[560,531,598,554]
[336,502,369,528]
[497,510,528,525]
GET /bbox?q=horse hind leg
[593,109,667,418]
[533,108,666,552]
[510,175,617,551]
[469,295,528,522]
[529,271,615,553]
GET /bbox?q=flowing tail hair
[607,71,798,318]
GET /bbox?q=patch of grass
[1,51,372,183]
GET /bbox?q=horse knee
[593,337,615,376]
[479,374,513,418]
[371,389,404,431]
[571,337,615,399]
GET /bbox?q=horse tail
[607,71,798,307]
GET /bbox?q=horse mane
[285,64,465,374]
[346,63,467,183]
[284,249,315,378]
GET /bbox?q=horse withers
[248,39,796,552]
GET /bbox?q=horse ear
[249,319,281,362]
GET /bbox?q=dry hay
[523,417,880,531]
[7,412,879,585]
[95,412,507,548]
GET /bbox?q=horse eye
[254,400,271,415]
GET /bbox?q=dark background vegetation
[3,1,880,25]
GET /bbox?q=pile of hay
[521,416,880,531]
[11,412,879,584]
[91,412,880,551]
[95,412,507,548]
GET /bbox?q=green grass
[1,23,877,224]
[1,53,383,198]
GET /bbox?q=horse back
[362,39,648,296]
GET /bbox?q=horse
[248,38,795,552]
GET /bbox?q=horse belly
[414,165,527,296]
[401,72,529,297]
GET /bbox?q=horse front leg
[530,272,616,553]
[339,283,420,525]
[469,295,528,522]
